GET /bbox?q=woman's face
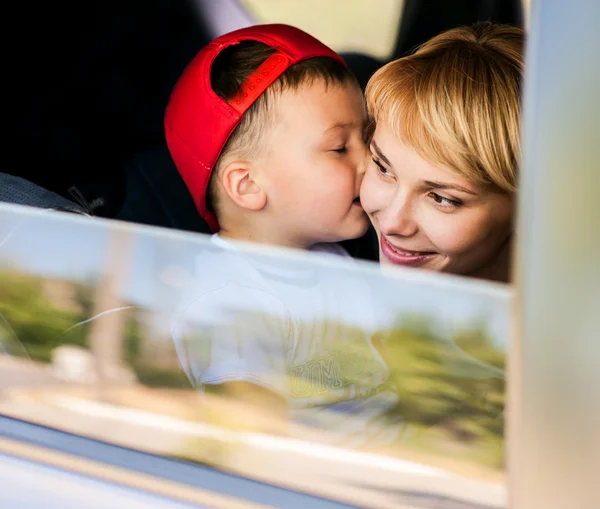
[360,123,514,279]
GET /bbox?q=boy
[165,24,369,251]
[166,24,399,446]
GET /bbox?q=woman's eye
[332,146,348,154]
[372,157,392,177]
[430,192,463,208]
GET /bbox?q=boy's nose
[354,150,368,196]
[357,147,369,179]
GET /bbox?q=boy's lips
[380,236,437,266]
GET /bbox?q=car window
[240,0,405,59]
[0,202,510,508]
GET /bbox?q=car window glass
[0,203,510,509]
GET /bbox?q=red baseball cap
[164,24,347,232]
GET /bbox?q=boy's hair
[366,21,525,192]
[207,41,358,214]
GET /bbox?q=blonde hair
[366,21,525,192]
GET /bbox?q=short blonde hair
[366,21,525,192]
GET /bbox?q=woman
[360,22,525,283]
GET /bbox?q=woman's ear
[219,160,267,212]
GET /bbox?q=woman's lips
[380,235,437,267]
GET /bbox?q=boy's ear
[219,160,267,212]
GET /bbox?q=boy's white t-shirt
[171,235,400,447]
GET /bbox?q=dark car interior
[6,0,523,260]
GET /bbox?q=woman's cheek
[425,210,487,255]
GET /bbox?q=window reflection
[0,204,510,508]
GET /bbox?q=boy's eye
[430,192,463,208]
[332,146,348,154]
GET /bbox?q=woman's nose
[378,194,419,238]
